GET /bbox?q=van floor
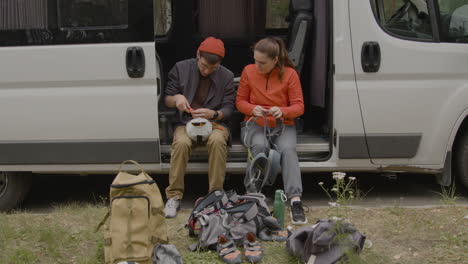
[160,130,329,162]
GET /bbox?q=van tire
[0,172,32,212]
[455,130,468,190]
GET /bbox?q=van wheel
[0,172,32,211]
[455,130,468,190]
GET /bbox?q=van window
[155,0,172,36]
[266,0,290,29]
[439,0,468,43]
[0,0,153,46]
[57,0,128,30]
[372,0,434,40]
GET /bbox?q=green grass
[436,183,461,206]
[0,204,467,264]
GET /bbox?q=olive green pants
[165,125,229,199]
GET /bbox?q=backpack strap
[226,190,240,204]
[118,160,147,175]
[225,202,258,223]
[238,193,266,200]
[186,190,229,236]
[238,193,271,217]
[95,210,110,232]
[193,191,228,216]
[224,202,263,236]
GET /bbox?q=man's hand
[191,108,215,119]
[269,106,283,119]
[174,95,191,113]
[252,105,268,117]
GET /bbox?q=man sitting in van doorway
[163,37,235,218]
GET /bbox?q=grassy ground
[0,204,467,264]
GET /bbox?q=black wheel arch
[0,172,32,212]
[453,117,468,190]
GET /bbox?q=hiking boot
[290,200,308,225]
[164,197,180,218]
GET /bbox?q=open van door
[0,0,161,167]
[349,0,468,166]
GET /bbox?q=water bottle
[273,189,287,229]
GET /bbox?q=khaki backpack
[97,160,168,264]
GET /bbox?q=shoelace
[291,202,307,217]
[292,202,310,212]
[292,203,304,212]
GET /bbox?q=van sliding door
[349,0,468,166]
[0,0,161,165]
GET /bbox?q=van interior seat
[448,5,468,39]
[232,0,313,84]
[287,0,313,75]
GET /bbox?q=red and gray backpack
[187,191,281,251]
[186,190,230,237]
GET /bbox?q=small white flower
[331,216,342,221]
[318,182,324,185]
[331,188,338,192]
[332,172,344,180]
[335,174,345,180]
[349,177,356,181]
[328,202,340,207]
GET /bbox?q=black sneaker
[290,201,308,225]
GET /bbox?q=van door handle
[126,47,146,78]
[361,41,381,73]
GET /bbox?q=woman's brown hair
[254,37,294,80]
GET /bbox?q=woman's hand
[252,105,268,117]
[269,106,283,119]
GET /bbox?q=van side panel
[333,0,375,168]
[349,0,468,167]
[0,43,160,165]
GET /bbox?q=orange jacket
[236,64,304,127]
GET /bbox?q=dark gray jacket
[165,58,235,125]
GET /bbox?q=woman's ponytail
[272,37,294,80]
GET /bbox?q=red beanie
[198,37,225,58]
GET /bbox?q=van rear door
[0,0,161,166]
[349,0,468,166]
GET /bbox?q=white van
[1,0,468,210]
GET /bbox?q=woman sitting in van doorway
[236,37,307,225]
